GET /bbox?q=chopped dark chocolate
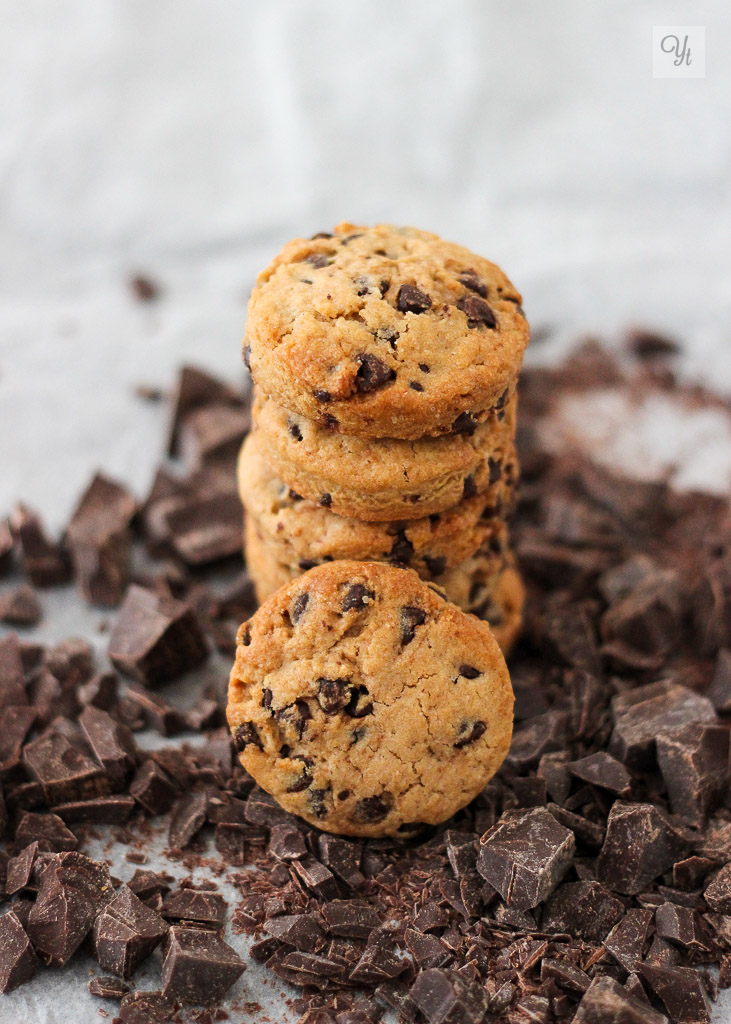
[23,726,110,805]
[79,705,137,789]
[574,976,668,1024]
[88,974,130,998]
[0,911,37,993]
[597,802,691,895]
[15,810,78,851]
[567,751,631,796]
[162,887,226,928]
[656,721,729,826]
[166,491,243,566]
[410,968,488,1024]
[10,503,70,586]
[129,759,178,815]
[162,925,245,1004]
[108,584,208,684]
[603,908,653,973]
[703,863,731,913]
[168,789,209,849]
[0,584,42,626]
[543,880,624,941]
[639,963,711,1024]
[477,807,575,909]
[66,472,137,606]
[167,364,244,457]
[92,883,168,977]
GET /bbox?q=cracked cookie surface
[227,561,514,836]
[251,388,518,521]
[244,223,529,439]
[238,432,512,576]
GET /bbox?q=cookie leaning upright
[226,561,514,837]
[244,223,529,439]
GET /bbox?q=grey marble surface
[0,1,729,1020]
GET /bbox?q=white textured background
[0,2,730,1021]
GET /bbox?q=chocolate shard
[269,822,307,861]
[656,722,729,827]
[22,726,110,805]
[609,682,716,770]
[108,585,208,685]
[350,941,409,984]
[601,569,684,662]
[655,902,712,952]
[180,403,250,469]
[129,759,178,815]
[88,975,130,999]
[79,705,138,789]
[567,751,631,796]
[597,801,691,895]
[574,976,668,1024]
[291,854,339,899]
[166,491,243,567]
[15,811,78,851]
[167,364,245,457]
[316,833,366,889]
[168,789,208,849]
[704,862,731,913]
[53,795,135,824]
[322,901,381,939]
[507,710,569,768]
[10,503,71,586]
[638,963,711,1024]
[26,851,114,966]
[92,884,169,978]
[0,584,42,626]
[162,888,227,928]
[265,914,326,952]
[161,924,245,1004]
[117,989,178,1023]
[542,880,624,942]
[708,648,731,713]
[477,807,575,909]
[410,968,489,1024]
[540,957,591,993]
[123,687,187,737]
[603,908,653,973]
[0,911,37,993]
[0,633,27,706]
[66,472,137,607]
[404,929,451,969]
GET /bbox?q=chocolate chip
[396,284,432,314]
[462,475,477,499]
[318,678,351,713]
[355,354,395,393]
[456,295,496,328]
[305,253,333,268]
[389,530,414,565]
[457,270,488,298]
[459,665,481,679]
[276,699,312,739]
[291,591,310,624]
[454,721,486,747]
[342,583,375,612]
[262,688,273,709]
[311,232,333,239]
[287,420,303,441]
[409,381,424,392]
[243,344,251,370]
[424,555,446,577]
[313,389,331,402]
[319,493,332,507]
[352,794,393,824]
[344,686,373,718]
[400,606,427,645]
[452,412,477,436]
[233,722,262,752]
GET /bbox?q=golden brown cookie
[242,517,523,656]
[237,432,511,577]
[244,223,529,439]
[251,388,519,521]
[227,561,514,836]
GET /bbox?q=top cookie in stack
[239,223,530,651]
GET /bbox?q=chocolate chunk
[567,751,631,796]
[574,976,668,1024]
[400,606,427,645]
[655,902,711,951]
[233,721,263,752]
[161,925,244,1004]
[351,942,408,984]
[656,722,728,826]
[0,632,28,706]
[275,700,311,740]
[214,822,246,864]
[129,760,178,815]
[543,880,624,941]
[265,913,326,951]
[290,591,309,624]
[322,901,380,938]
[23,727,110,805]
[708,648,731,713]
[167,364,243,456]
[477,807,575,909]
[162,888,226,928]
[639,964,711,1023]
[603,908,653,973]
[457,270,488,297]
[626,328,680,359]
[66,473,137,606]
[269,822,307,861]
[609,682,716,770]
[78,670,118,709]
[10,503,70,586]
[451,412,477,436]
[117,990,178,1023]
[404,929,451,969]
[704,863,731,913]
[318,677,352,713]
[355,354,395,393]
[601,570,684,663]
[541,957,590,993]
[454,720,486,747]
[0,584,42,626]
[456,295,496,328]
[317,834,365,889]
[168,789,208,849]
[396,284,431,314]
[123,687,186,737]
[79,705,137,789]
[507,710,568,768]
[27,851,113,966]
[389,530,414,564]
[0,912,37,993]
[597,802,690,895]
[291,855,339,899]
[180,403,250,468]
[342,583,374,612]
[88,975,130,998]
[352,794,393,824]
[166,491,243,566]
[108,585,208,685]
[92,884,169,977]
[54,795,135,824]
[410,968,488,1024]
[15,811,78,851]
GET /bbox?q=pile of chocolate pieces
[0,332,730,1024]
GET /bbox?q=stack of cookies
[238,224,530,653]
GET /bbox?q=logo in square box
[653,26,705,78]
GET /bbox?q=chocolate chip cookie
[227,561,514,836]
[251,388,519,521]
[238,432,512,577]
[244,224,529,439]
[242,517,522,655]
